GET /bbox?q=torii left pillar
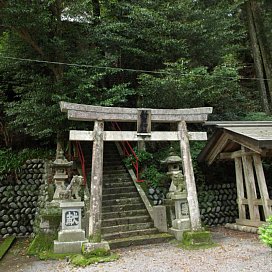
[89,120,104,242]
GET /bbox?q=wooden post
[89,120,104,242]
[178,121,202,231]
[234,157,246,220]
[253,154,272,218]
[241,153,260,221]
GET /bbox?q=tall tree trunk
[92,0,101,24]
[92,0,101,17]
[246,0,272,114]
[250,1,272,102]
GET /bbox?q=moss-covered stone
[83,247,110,259]
[0,236,15,260]
[89,233,102,243]
[180,230,216,250]
[39,207,61,234]
[27,233,57,256]
[70,253,119,267]
[40,206,61,217]
[26,233,118,266]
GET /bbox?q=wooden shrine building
[198,122,272,229]
[60,101,212,241]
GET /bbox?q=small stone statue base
[169,218,191,241]
[54,238,88,254]
[54,201,87,254]
[169,192,191,241]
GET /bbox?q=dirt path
[1,227,271,272]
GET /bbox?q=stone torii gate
[60,101,212,242]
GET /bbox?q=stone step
[102,197,142,207]
[102,203,145,213]
[103,186,137,194]
[103,173,131,179]
[101,222,154,234]
[103,177,132,182]
[103,164,124,169]
[103,154,121,158]
[104,154,120,157]
[102,191,139,200]
[103,181,134,189]
[103,165,126,171]
[101,215,151,227]
[102,209,149,219]
[104,159,123,163]
[108,233,174,249]
[103,177,132,183]
[103,169,128,175]
[102,228,159,240]
[103,161,123,165]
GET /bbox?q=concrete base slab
[58,229,86,242]
[54,240,88,254]
[225,223,258,233]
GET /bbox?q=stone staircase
[102,142,172,249]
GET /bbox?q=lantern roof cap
[161,147,182,164]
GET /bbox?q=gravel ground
[3,227,272,272]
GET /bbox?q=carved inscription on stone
[65,210,79,227]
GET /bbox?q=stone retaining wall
[149,183,239,227]
[1,160,271,238]
[198,183,238,226]
[0,159,46,238]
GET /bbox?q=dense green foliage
[123,147,168,187]
[0,0,271,148]
[123,148,153,169]
[259,216,272,248]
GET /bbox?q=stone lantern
[162,147,191,241]
[52,143,73,202]
[162,147,182,174]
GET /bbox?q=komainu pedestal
[54,201,87,254]
[169,192,191,241]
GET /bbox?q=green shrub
[123,148,153,169]
[259,216,272,248]
[140,165,166,188]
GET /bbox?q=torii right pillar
[178,121,202,231]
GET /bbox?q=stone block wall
[148,183,239,227]
[198,183,238,226]
[0,159,47,238]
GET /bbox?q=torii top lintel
[60,102,213,123]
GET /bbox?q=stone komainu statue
[59,175,83,200]
[166,171,186,199]
[172,171,186,194]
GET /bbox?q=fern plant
[259,216,272,248]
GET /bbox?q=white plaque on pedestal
[60,201,84,230]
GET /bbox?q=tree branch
[17,29,45,57]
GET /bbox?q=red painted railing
[75,141,87,186]
[112,122,143,182]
